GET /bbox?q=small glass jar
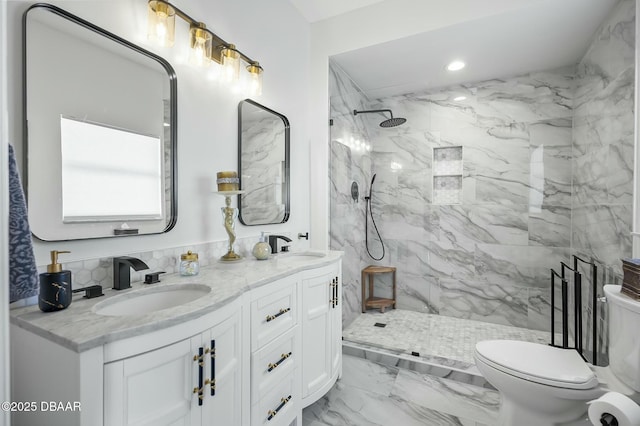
[180,250,199,276]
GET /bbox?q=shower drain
[373,322,387,328]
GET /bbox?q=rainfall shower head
[353,109,407,128]
[380,116,407,128]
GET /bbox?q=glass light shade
[247,63,263,96]
[147,0,175,47]
[221,44,240,83]
[189,24,212,67]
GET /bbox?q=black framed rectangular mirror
[24,3,177,241]
[238,99,290,225]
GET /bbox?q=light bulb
[247,62,263,96]
[189,23,211,68]
[155,20,166,40]
[190,40,207,67]
[222,44,240,83]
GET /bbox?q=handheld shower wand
[365,173,385,261]
[365,174,376,199]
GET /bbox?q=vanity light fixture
[246,62,263,96]
[147,0,263,93]
[446,60,466,72]
[147,0,175,47]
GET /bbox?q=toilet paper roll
[588,392,640,426]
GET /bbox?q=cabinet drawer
[251,326,297,402]
[251,277,297,350]
[251,370,297,426]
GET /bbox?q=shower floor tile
[342,309,550,366]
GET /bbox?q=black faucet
[113,256,149,290]
[268,235,292,254]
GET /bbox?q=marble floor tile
[303,371,481,426]
[303,354,494,426]
[390,369,499,425]
[338,354,399,396]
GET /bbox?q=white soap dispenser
[252,232,271,260]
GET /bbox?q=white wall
[309,0,552,249]
[5,0,311,265]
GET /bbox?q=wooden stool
[361,265,397,313]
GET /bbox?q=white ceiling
[288,0,385,23]
[329,0,619,99]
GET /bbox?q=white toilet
[474,285,640,426]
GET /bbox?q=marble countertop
[10,250,342,353]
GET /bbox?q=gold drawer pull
[195,347,204,406]
[267,352,292,372]
[266,307,291,322]
[267,395,292,421]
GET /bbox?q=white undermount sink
[94,284,211,317]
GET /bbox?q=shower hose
[365,174,385,261]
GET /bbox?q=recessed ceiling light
[453,96,467,101]
[446,60,466,72]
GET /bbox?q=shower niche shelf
[433,146,463,205]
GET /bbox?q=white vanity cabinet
[10,255,342,426]
[300,263,342,407]
[103,303,242,426]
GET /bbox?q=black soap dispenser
[38,250,72,312]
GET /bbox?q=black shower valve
[351,181,359,202]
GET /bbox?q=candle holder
[215,190,245,261]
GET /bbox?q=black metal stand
[574,255,598,365]
[550,255,598,364]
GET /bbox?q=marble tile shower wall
[362,68,575,331]
[329,62,374,327]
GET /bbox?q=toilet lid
[475,340,598,390]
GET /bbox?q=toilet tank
[605,285,640,392]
